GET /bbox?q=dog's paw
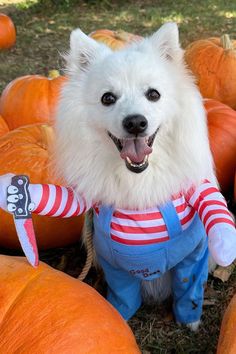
[177,320,201,332]
[186,320,201,332]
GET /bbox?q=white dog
[1,23,235,331]
[52,22,235,330]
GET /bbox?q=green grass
[0,1,236,353]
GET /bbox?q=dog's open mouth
[108,129,158,173]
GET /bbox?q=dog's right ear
[67,29,109,73]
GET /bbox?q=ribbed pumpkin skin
[89,29,142,50]
[0,255,140,353]
[217,294,236,354]
[185,36,236,109]
[0,124,84,249]
[204,99,236,194]
[0,13,16,49]
[0,115,9,137]
[0,74,66,130]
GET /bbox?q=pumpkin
[89,29,142,50]
[217,294,236,354]
[234,172,236,202]
[0,123,84,249]
[0,114,9,137]
[0,13,16,49]
[0,255,140,353]
[0,72,67,130]
[185,34,236,109]
[204,99,236,194]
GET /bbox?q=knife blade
[7,175,39,267]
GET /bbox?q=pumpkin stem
[221,34,234,50]
[115,29,131,41]
[48,69,60,79]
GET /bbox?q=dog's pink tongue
[120,138,152,163]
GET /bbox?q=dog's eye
[145,88,160,102]
[101,92,117,106]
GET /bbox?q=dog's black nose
[122,114,148,135]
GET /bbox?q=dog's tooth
[125,156,149,169]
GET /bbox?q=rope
[78,209,94,281]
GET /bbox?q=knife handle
[7,175,34,219]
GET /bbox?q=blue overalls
[93,201,209,324]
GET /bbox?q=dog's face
[64,23,184,174]
[56,23,213,208]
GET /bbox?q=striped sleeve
[28,184,91,217]
[185,180,235,235]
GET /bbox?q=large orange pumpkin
[89,29,142,50]
[185,35,236,109]
[0,114,9,137]
[0,123,84,249]
[0,255,140,353]
[0,73,67,130]
[0,13,16,49]
[217,294,236,354]
[204,99,236,194]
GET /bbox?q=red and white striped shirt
[29,180,235,246]
[110,197,195,245]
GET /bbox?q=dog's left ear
[150,22,182,61]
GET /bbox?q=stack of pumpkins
[0,71,86,250]
[0,14,85,250]
[184,35,236,200]
[1,13,236,352]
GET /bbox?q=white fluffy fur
[55,23,217,330]
[55,23,216,210]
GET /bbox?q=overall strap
[159,201,182,239]
[96,204,114,237]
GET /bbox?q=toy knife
[7,175,39,267]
